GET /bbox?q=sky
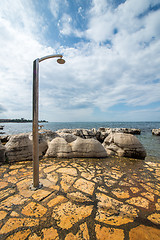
[0,0,160,122]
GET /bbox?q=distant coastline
[0,118,48,123]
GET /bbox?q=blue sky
[0,0,160,122]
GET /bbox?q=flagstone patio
[0,156,160,239]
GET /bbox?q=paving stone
[73,178,95,195]
[47,195,68,208]
[0,188,16,201]
[105,171,123,180]
[60,174,77,192]
[141,183,160,197]
[129,225,160,240]
[5,229,31,240]
[104,178,117,187]
[130,187,140,194]
[56,167,77,176]
[97,186,108,194]
[28,233,42,239]
[17,179,33,197]
[95,224,124,240]
[112,188,130,199]
[40,178,57,188]
[50,185,60,191]
[155,198,160,211]
[0,218,39,234]
[0,211,7,220]
[42,227,59,239]
[147,182,160,191]
[0,181,8,189]
[67,192,91,202]
[3,174,9,178]
[126,196,150,209]
[121,177,135,185]
[32,189,51,201]
[52,201,93,229]
[0,194,27,209]
[1,157,160,239]
[6,176,19,183]
[95,208,133,226]
[22,202,47,218]
[9,169,18,175]
[81,171,95,180]
[65,222,89,240]
[65,233,78,240]
[96,193,121,210]
[10,211,19,217]
[43,165,59,174]
[147,213,160,224]
[141,192,155,201]
[46,173,58,184]
[9,165,23,170]
[92,176,103,184]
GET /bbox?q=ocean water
[1,122,160,159]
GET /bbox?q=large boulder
[0,141,5,162]
[103,133,146,159]
[45,136,107,158]
[70,137,107,158]
[45,137,72,158]
[5,133,33,162]
[152,129,160,136]
[95,127,141,143]
[5,132,48,162]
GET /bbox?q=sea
[1,122,160,160]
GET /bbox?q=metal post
[30,54,65,191]
[31,59,42,190]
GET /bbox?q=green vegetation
[0,118,48,123]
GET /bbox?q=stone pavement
[0,156,160,240]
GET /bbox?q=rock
[45,137,72,158]
[96,127,141,143]
[152,129,160,136]
[96,129,109,143]
[0,142,5,162]
[103,133,146,159]
[0,135,10,145]
[56,127,141,144]
[80,129,96,139]
[110,128,141,135]
[58,133,77,143]
[45,136,107,158]
[5,132,48,162]
[70,137,107,158]
[124,128,141,135]
[56,128,96,139]
[56,129,73,134]
[38,129,59,143]
[5,133,33,162]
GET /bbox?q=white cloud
[0,0,160,121]
[0,0,57,119]
[49,0,68,19]
[58,13,84,38]
[58,13,72,35]
[49,0,60,19]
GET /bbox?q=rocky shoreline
[0,127,149,163]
